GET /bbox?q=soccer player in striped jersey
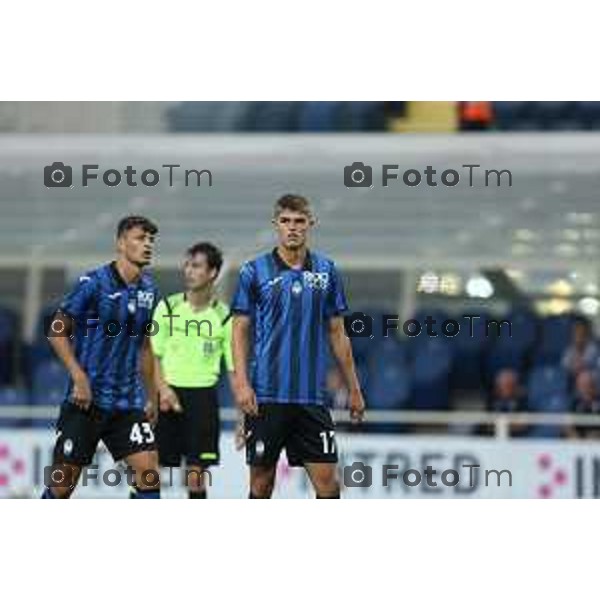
[41,216,161,499]
[231,194,365,499]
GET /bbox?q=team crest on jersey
[63,438,73,456]
[255,439,265,457]
[127,299,137,314]
[291,280,303,295]
[303,271,329,290]
[136,290,155,309]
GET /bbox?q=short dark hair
[273,194,313,219]
[116,215,158,239]
[186,242,223,275]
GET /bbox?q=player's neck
[276,245,307,269]
[114,257,142,284]
[186,287,213,310]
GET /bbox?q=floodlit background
[1,101,600,498]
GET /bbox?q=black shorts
[245,403,338,467]
[156,386,220,467]
[53,402,157,465]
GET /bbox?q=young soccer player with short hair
[41,215,161,499]
[231,194,365,499]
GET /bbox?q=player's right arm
[232,314,258,416]
[230,261,258,416]
[47,275,96,409]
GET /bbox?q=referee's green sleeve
[223,312,234,372]
[151,299,168,358]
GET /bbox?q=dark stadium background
[1,101,600,497]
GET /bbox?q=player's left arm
[329,317,365,424]
[141,336,159,425]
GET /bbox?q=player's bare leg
[41,464,82,499]
[186,465,209,498]
[304,462,340,499]
[249,465,277,498]
[125,450,161,498]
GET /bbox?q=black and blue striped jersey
[59,262,159,412]
[231,248,348,405]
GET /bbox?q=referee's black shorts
[156,386,220,467]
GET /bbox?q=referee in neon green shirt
[152,242,234,499]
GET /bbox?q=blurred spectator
[488,369,528,437]
[566,370,600,439]
[561,316,599,378]
[459,101,494,131]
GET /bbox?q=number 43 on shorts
[130,422,155,445]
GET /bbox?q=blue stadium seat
[536,102,574,129]
[367,334,408,370]
[166,102,246,132]
[574,102,600,129]
[297,102,343,131]
[493,102,533,130]
[527,366,569,409]
[367,362,411,410]
[526,367,570,438]
[0,306,17,384]
[412,339,452,410]
[485,309,537,382]
[0,306,16,343]
[338,102,386,131]
[32,360,68,399]
[505,309,538,346]
[485,339,528,382]
[535,314,575,366]
[0,386,29,427]
[244,102,300,131]
[23,342,54,383]
[526,392,571,438]
[451,313,490,390]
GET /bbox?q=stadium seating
[166,102,249,132]
[535,315,576,366]
[338,102,386,131]
[0,387,29,427]
[32,360,67,399]
[484,309,538,382]
[242,102,300,131]
[297,102,343,131]
[0,305,17,383]
[451,312,490,390]
[527,366,569,408]
[492,101,600,130]
[412,338,452,410]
